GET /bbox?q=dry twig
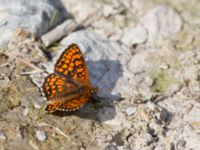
[41,10,101,47]
[4,51,43,73]
[37,122,75,144]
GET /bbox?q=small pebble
[105,144,118,150]
[0,132,6,140]
[184,103,193,113]
[176,139,186,149]
[34,101,43,109]
[126,107,136,116]
[104,134,113,143]
[139,109,151,121]
[149,122,161,135]
[159,64,169,69]
[36,130,47,141]
[102,5,114,17]
[155,109,169,123]
[23,108,29,116]
[146,101,157,111]
[142,133,153,145]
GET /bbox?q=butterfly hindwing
[43,73,79,99]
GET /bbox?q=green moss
[171,25,200,51]
[169,56,182,70]
[150,68,174,93]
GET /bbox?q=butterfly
[43,43,97,112]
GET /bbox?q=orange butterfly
[43,44,97,112]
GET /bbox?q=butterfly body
[43,44,95,112]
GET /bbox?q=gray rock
[36,130,47,141]
[140,5,183,44]
[0,0,68,45]
[155,109,170,123]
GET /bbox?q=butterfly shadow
[53,59,123,122]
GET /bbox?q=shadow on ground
[52,59,123,122]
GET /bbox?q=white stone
[0,132,6,140]
[126,107,136,116]
[36,130,47,141]
[149,122,162,135]
[141,133,153,145]
[109,30,123,41]
[121,24,147,46]
[140,5,183,44]
[128,50,150,73]
[23,108,29,116]
[34,101,43,109]
[102,5,114,17]
[146,101,157,111]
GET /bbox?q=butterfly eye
[91,86,98,93]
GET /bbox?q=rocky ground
[0,0,200,150]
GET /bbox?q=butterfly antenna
[90,66,109,94]
[94,66,110,86]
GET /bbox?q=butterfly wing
[54,43,90,85]
[43,44,92,112]
[43,73,86,112]
[46,86,91,112]
[43,73,79,99]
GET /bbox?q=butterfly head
[91,86,98,94]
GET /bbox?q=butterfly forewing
[54,44,90,84]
